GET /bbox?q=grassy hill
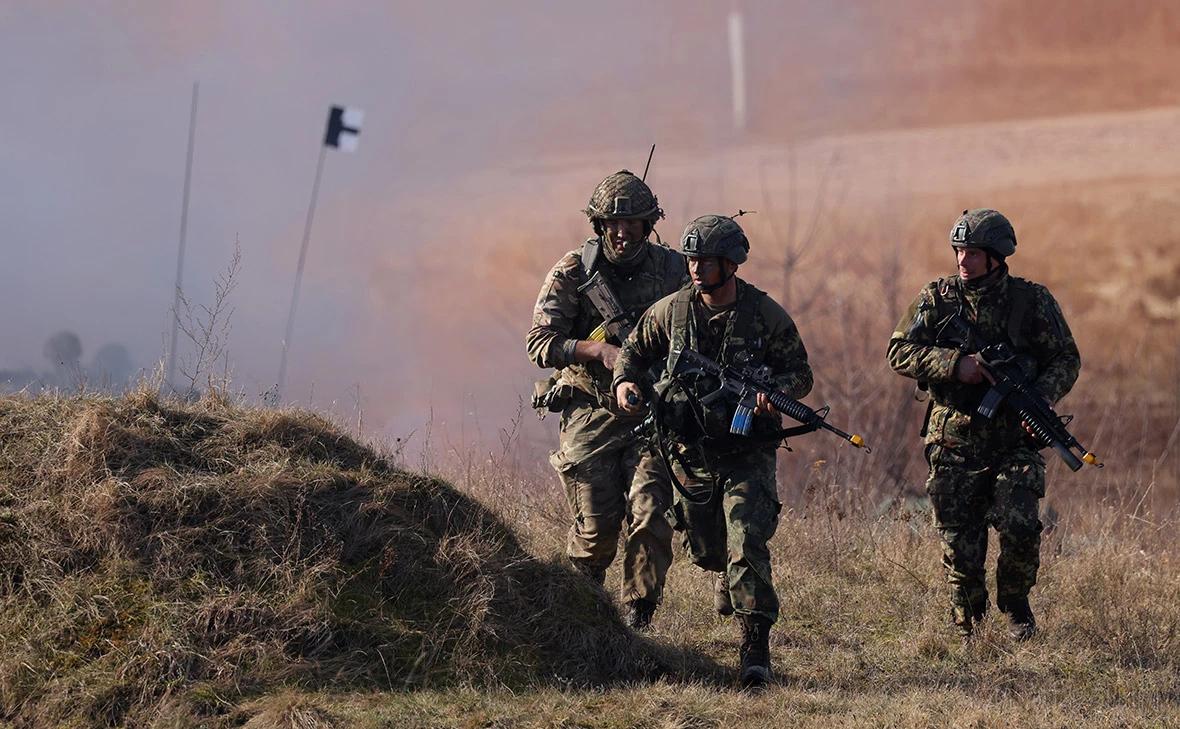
[1,391,1177,728]
[0,391,704,727]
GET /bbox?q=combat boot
[950,605,975,641]
[998,596,1037,641]
[738,614,773,690]
[714,572,734,616]
[624,598,658,631]
[951,594,987,641]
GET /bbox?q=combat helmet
[949,208,1017,258]
[583,170,664,226]
[680,214,749,264]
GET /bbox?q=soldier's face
[956,247,991,280]
[687,256,734,288]
[603,219,647,258]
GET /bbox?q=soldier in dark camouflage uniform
[887,209,1080,640]
[614,215,812,688]
[527,170,688,629]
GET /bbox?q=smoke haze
[3,1,1180,452]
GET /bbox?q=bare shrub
[173,242,242,400]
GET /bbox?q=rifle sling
[650,376,719,506]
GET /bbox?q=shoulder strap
[580,239,600,277]
[1007,278,1033,350]
[734,283,764,339]
[932,276,959,316]
[720,283,766,365]
[665,288,696,374]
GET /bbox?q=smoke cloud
[2,1,1178,452]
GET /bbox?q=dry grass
[0,388,1177,727]
[214,491,1180,727]
[8,181,1178,728]
[0,389,691,728]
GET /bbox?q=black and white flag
[324,105,363,152]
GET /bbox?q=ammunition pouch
[532,373,578,414]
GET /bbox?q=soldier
[613,214,812,689]
[526,170,687,629]
[887,209,1080,641]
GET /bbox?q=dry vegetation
[10,116,1180,729]
[6,6,1180,727]
[0,386,1177,727]
[0,391,711,728]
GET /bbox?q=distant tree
[43,331,83,389]
[43,331,82,367]
[90,343,136,393]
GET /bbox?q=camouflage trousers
[549,400,673,603]
[925,443,1045,616]
[665,443,782,623]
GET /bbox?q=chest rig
[660,282,769,442]
[930,274,1033,353]
[666,282,766,373]
[918,274,1036,436]
[578,238,685,340]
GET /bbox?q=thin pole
[276,143,329,402]
[166,81,199,393]
[728,10,747,133]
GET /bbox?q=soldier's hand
[573,340,621,369]
[597,342,621,369]
[616,382,644,413]
[955,354,995,385]
[754,391,780,416]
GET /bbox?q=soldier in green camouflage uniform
[527,170,688,629]
[887,209,1080,640]
[614,215,812,688]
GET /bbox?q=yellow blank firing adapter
[1082,452,1103,467]
[850,434,866,448]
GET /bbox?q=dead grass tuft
[0,393,664,727]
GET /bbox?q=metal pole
[276,143,329,403]
[165,81,199,393]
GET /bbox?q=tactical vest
[666,283,767,371]
[929,274,1034,353]
[659,282,772,443]
[920,274,1037,437]
[579,238,686,323]
[540,239,685,411]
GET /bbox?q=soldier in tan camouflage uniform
[614,214,812,688]
[888,209,1081,641]
[526,170,687,629]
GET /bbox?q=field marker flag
[274,104,364,403]
[324,105,363,152]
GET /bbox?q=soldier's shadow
[625,629,733,688]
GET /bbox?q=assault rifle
[937,314,1101,471]
[579,271,634,344]
[669,347,870,451]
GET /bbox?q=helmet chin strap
[694,263,735,293]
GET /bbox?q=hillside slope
[0,391,670,727]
